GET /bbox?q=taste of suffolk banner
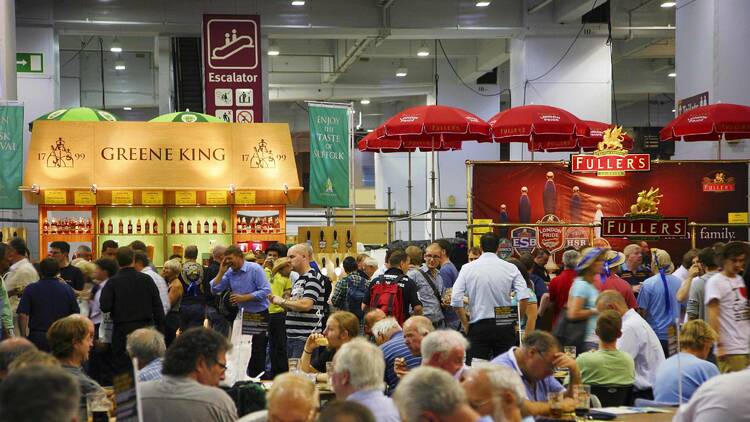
[471,161,748,256]
[0,105,23,209]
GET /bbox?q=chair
[589,384,633,407]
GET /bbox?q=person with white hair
[239,372,320,422]
[378,316,423,395]
[126,327,166,382]
[462,363,525,422]
[421,329,470,379]
[372,317,401,346]
[330,338,400,422]
[362,257,379,279]
[393,366,489,422]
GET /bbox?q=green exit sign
[16,53,43,73]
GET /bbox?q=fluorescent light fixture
[396,67,408,77]
[114,60,126,70]
[110,38,122,53]
[291,0,305,5]
[367,129,374,133]
[672,109,676,113]
[668,72,676,77]
[360,98,371,105]
[476,1,491,7]
[660,2,676,8]
[268,43,280,56]
[123,106,132,111]
[417,45,430,57]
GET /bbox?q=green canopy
[149,111,225,123]
[35,107,119,122]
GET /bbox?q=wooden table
[613,409,675,422]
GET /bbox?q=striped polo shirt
[285,269,326,338]
[380,330,421,395]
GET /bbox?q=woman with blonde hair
[161,258,182,345]
[653,319,719,403]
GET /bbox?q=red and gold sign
[702,170,736,192]
[536,214,565,253]
[570,127,650,176]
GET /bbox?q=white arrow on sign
[16,60,27,66]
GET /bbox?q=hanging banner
[308,103,350,207]
[0,105,23,208]
[202,14,263,123]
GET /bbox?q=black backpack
[220,381,266,416]
[217,289,239,322]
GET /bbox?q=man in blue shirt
[492,330,578,417]
[17,258,79,351]
[373,317,423,395]
[211,245,271,378]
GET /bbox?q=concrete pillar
[156,36,173,114]
[673,0,750,160]
[0,0,16,100]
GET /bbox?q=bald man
[0,337,36,380]
[395,316,435,379]
[239,372,320,422]
[364,308,387,341]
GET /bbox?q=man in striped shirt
[373,317,428,396]
[271,244,327,359]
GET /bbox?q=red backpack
[369,275,405,324]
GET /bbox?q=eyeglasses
[468,398,492,410]
[425,255,441,259]
[214,360,228,372]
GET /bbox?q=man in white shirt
[705,241,750,373]
[4,238,39,337]
[596,290,664,400]
[673,249,698,282]
[133,251,170,315]
[451,233,529,362]
[673,368,750,422]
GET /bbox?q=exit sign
[16,53,43,73]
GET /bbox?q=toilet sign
[202,15,263,122]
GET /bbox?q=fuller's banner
[308,103,350,207]
[471,161,748,257]
[202,14,263,123]
[0,105,23,208]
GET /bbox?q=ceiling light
[660,2,676,8]
[476,1,491,7]
[114,60,126,70]
[110,38,122,53]
[672,109,676,113]
[396,67,408,77]
[417,45,430,57]
[668,72,676,77]
[268,44,280,56]
[360,98,370,105]
[367,129,373,133]
[291,0,305,5]
[123,106,132,111]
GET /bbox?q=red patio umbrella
[579,121,634,151]
[488,105,589,156]
[659,103,750,142]
[375,104,492,145]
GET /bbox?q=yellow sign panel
[44,190,67,204]
[235,190,256,205]
[728,212,749,224]
[206,190,227,205]
[175,190,197,205]
[73,191,96,205]
[141,190,163,205]
[473,219,493,234]
[111,190,133,205]
[472,234,483,247]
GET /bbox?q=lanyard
[654,254,672,316]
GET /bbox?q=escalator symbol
[206,19,258,69]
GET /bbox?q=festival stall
[467,127,749,262]
[22,120,302,264]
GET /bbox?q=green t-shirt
[576,349,635,386]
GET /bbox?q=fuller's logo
[601,187,688,240]
[571,126,650,176]
[536,214,565,253]
[40,137,85,168]
[702,170,736,192]
[511,227,538,256]
[564,227,589,249]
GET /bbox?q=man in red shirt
[598,250,638,309]
[548,249,580,327]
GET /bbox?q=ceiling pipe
[528,0,553,14]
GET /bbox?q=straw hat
[604,250,626,269]
[576,247,607,272]
[651,248,675,274]
[271,257,291,277]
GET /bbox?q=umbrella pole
[531,135,535,161]
[718,134,723,159]
[430,138,437,242]
[408,151,413,242]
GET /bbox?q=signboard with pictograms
[202,15,263,122]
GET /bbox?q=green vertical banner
[0,105,23,209]
[308,103,350,207]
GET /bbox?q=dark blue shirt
[530,273,548,300]
[17,278,79,333]
[380,331,421,395]
[210,261,271,313]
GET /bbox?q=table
[614,410,675,422]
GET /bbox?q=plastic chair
[589,384,633,407]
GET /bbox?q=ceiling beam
[268,83,433,102]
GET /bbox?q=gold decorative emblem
[628,187,662,215]
[598,126,627,152]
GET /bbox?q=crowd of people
[0,232,748,422]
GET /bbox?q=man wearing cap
[636,249,684,358]
[598,250,638,309]
[267,257,296,376]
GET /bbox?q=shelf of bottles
[39,206,97,257]
[97,207,165,266]
[233,206,285,252]
[165,207,232,259]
